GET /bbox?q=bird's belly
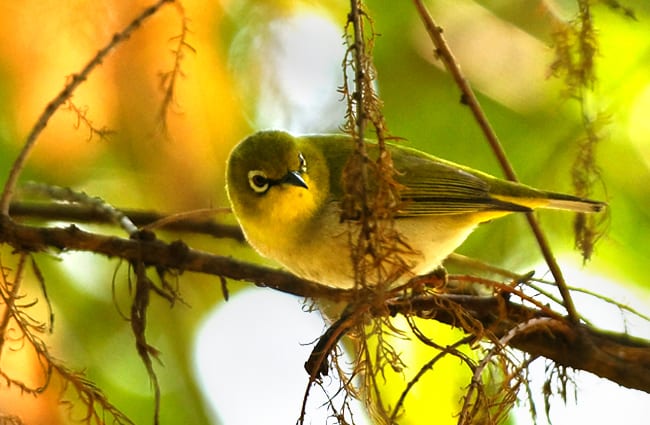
[268,213,479,289]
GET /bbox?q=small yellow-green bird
[226,130,605,289]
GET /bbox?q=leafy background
[0,0,649,424]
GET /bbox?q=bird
[225,130,605,289]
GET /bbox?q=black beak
[281,170,308,189]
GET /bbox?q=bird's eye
[298,152,307,174]
[248,170,269,193]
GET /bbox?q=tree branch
[0,215,349,302]
[1,215,648,393]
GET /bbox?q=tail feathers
[545,194,606,213]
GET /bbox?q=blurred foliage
[0,0,649,424]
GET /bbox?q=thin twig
[65,99,114,141]
[412,0,579,323]
[0,0,176,216]
[9,201,244,242]
[19,182,139,235]
[157,1,195,136]
[459,317,554,425]
[0,253,28,355]
[390,335,475,422]
[298,306,368,425]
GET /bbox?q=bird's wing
[393,151,531,217]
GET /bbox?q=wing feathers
[395,162,527,216]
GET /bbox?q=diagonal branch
[412,0,580,323]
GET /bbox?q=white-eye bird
[226,130,605,289]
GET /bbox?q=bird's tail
[492,191,606,213]
[544,192,606,213]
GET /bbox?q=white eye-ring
[248,170,269,193]
[298,152,307,174]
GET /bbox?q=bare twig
[9,201,244,242]
[412,0,580,323]
[19,182,138,235]
[0,0,176,216]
